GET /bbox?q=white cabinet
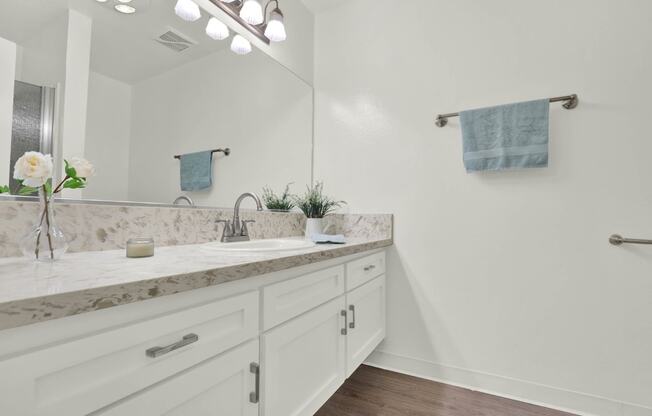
[262,265,345,330]
[96,340,260,416]
[0,290,259,416]
[0,249,387,416]
[262,296,347,416]
[345,275,386,377]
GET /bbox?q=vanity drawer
[0,290,259,416]
[262,265,345,330]
[346,251,386,290]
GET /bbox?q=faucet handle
[241,219,256,236]
[216,219,232,235]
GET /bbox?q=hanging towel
[460,99,550,172]
[179,151,213,191]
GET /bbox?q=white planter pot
[304,218,324,239]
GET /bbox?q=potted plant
[262,183,295,212]
[13,152,94,261]
[294,181,345,238]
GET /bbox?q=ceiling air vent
[155,28,197,53]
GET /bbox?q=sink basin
[203,238,316,253]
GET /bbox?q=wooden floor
[315,365,577,416]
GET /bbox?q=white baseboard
[364,350,652,416]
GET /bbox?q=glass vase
[19,188,68,261]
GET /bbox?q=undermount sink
[203,238,316,253]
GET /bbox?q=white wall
[195,0,314,85]
[128,47,312,208]
[83,72,132,201]
[313,1,652,415]
[0,37,16,187]
[60,9,92,197]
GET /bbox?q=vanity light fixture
[175,0,287,55]
[175,0,202,22]
[240,0,263,25]
[115,4,136,14]
[208,0,288,45]
[206,17,230,40]
[230,34,252,55]
[264,2,285,42]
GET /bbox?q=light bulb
[264,9,286,42]
[115,4,136,13]
[174,0,201,22]
[206,17,229,40]
[240,0,263,25]
[230,35,252,55]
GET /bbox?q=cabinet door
[262,296,347,416]
[346,275,386,377]
[97,340,259,416]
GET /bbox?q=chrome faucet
[218,192,264,242]
[173,195,194,206]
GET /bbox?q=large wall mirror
[0,0,313,208]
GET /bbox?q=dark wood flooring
[315,365,577,416]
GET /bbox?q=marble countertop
[0,237,392,331]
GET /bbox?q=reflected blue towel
[460,99,549,172]
[312,234,346,244]
[180,151,213,191]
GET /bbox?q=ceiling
[300,0,349,14]
[0,0,232,84]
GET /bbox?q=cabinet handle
[348,305,356,329]
[364,264,376,272]
[341,309,348,335]
[249,362,260,404]
[145,333,199,358]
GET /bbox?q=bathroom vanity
[0,238,389,416]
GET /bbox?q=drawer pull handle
[341,309,348,335]
[249,362,260,404]
[349,305,356,329]
[145,333,199,358]
[364,264,376,272]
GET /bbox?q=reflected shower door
[9,80,55,194]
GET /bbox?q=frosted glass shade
[264,10,286,42]
[240,0,263,25]
[206,17,229,40]
[174,0,201,22]
[231,35,252,55]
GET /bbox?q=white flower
[13,152,53,187]
[68,157,95,178]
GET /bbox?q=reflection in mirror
[0,0,312,209]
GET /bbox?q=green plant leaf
[294,181,345,218]
[18,186,38,196]
[44,180,52,197]
[64,159,77,179]
[0,185,9,194]
[262,183,296,211]
[63,177,86,189]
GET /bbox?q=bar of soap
[126,238,155,258]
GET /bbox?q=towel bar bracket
[174,148,231,160]
[435,94,579,128]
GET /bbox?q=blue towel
[311,234,346,244]
[179,151,213,191]
[460,99,549,172]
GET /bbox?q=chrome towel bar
[435,94,579,127]
[609,234,652,246]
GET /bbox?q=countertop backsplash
[0,200,392,257]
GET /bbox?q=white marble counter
[0,237,392,330]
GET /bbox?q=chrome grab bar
[146,333,199,358]
[609,234,652,246]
